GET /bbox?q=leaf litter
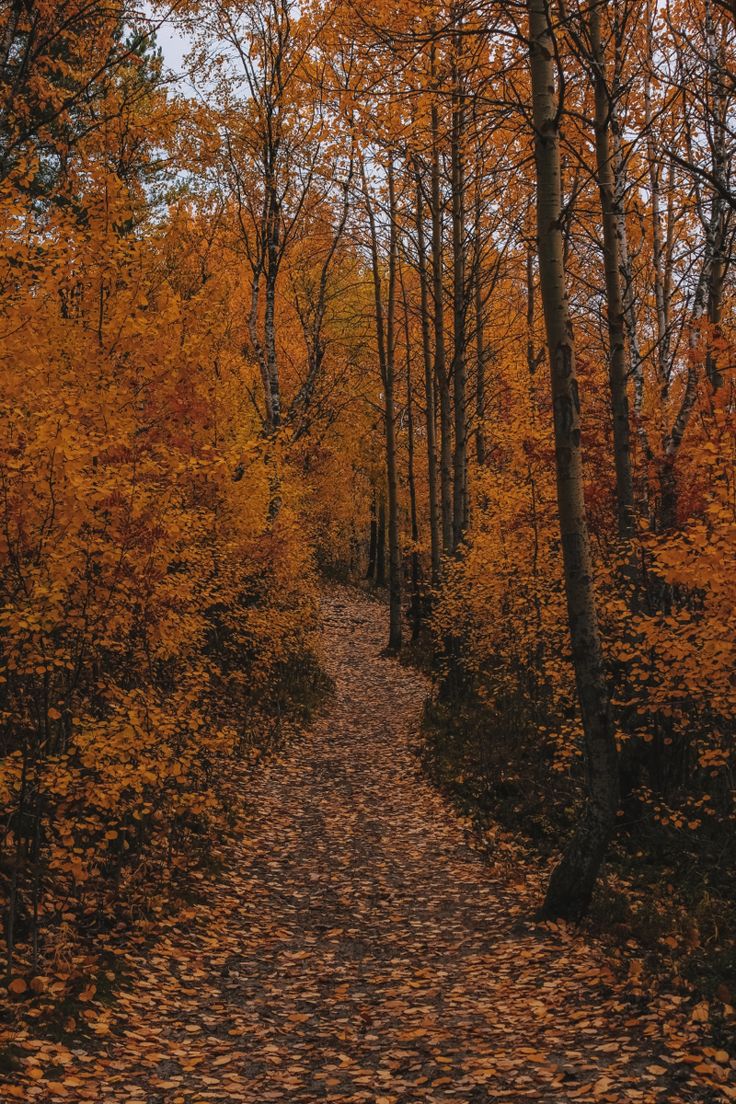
[2,588,732,1103]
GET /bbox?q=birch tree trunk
[528,0,619,921]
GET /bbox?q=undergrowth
[420,689,736,1013]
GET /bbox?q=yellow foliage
[0,147,319,986]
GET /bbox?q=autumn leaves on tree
[0,0,735,1064]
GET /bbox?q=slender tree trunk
[705,0,728,392]
[707,247,726,391]
[528,0,619,922]
[363,155,402,650]
[376,493,386,586]
[264,209,281,429]
[588,1,635,537]
[367,490,378,579]
[474,186,487,466]
[415,172,442,583]
[706,163,727,392]
[385,164,403,651]
[654,2,726,530]
[526,241,542,375]
[644,31,671,388]
[633,8,680,530]
[430,60,453,556]
[611,125,651,485]
[657,462,679,532]
[405,322,422,641]
[451,38,467,553]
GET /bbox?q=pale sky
[158,19,190,75]
[146,4,192,79]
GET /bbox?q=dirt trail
[6,588,725,1102]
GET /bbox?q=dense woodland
[0,0,735,1097]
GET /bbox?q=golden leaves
[0,120,321,1054]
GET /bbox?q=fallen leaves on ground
[1,589,731,1102]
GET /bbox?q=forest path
[11,587,723,1103]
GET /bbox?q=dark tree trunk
[528,0,619,922]
[366,490,378,579]
[430,62,453,556]
[376,494,386,587]
[451,46,467,554]
[588,1,635,538]
[363,154,402,651]
[415,170,442,584]
[474,187,487,467]
[403,272,423,640]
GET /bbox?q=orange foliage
[0,69,319,992]
[1,0,735,1028]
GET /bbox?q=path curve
[8,587,725,1102]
